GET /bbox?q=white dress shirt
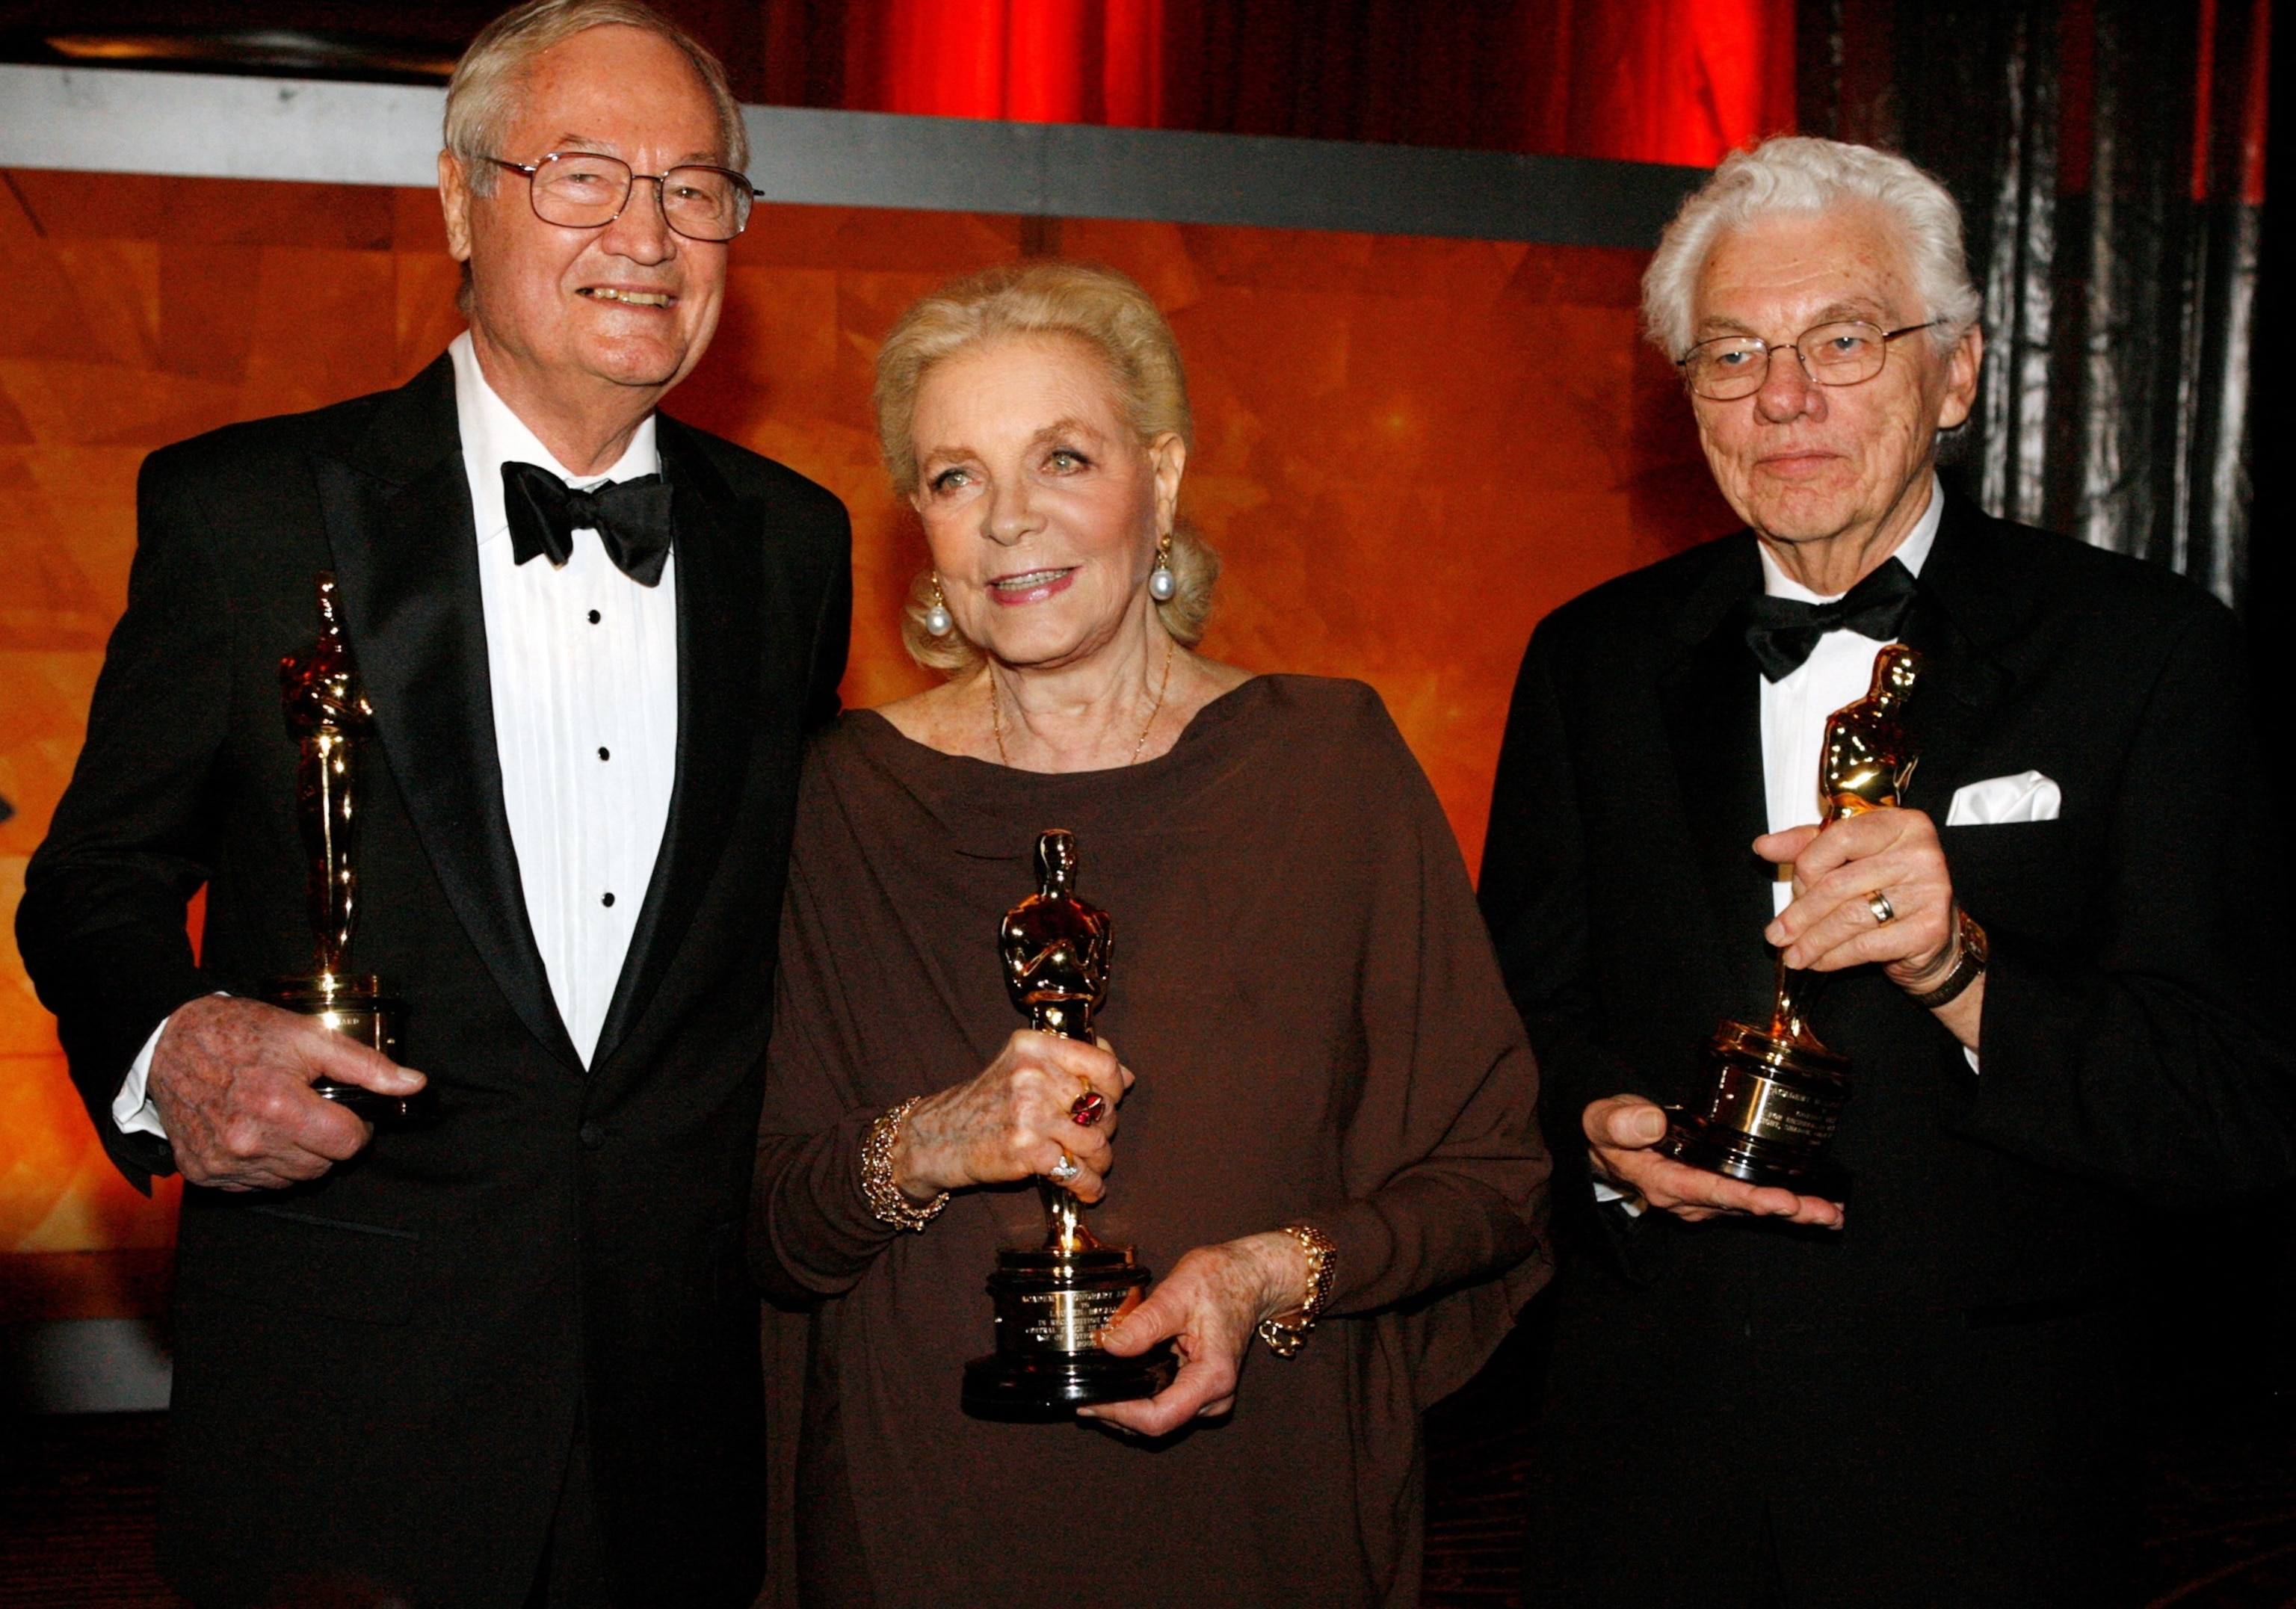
[115,333,679,1134]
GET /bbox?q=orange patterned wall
[0,170,1731,1297]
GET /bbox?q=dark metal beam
[0,63,1702,247]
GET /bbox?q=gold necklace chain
[991,635,1176,769]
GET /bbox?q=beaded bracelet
[860,1096,948,1232]
[1256,1223,1338,1359]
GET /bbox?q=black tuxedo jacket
[16,355,851,1609]
[1479,492,2295,1603]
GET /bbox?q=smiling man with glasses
[17,4,851,1607]
[1480,137,2294,1606]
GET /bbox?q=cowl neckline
[836,673,1291,861]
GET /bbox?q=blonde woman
[751,262,1549,1608]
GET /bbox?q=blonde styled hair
[874,261,1219,674]
[445,0,748,194]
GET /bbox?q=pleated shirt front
[452,331,678,1066]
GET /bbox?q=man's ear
[439,150,475,263]
[1937,324,1983,431]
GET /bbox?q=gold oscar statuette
[960,829,1176,1419]
[1659,643,1921,1190]
[259,573,425,1123]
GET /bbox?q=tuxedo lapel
[315,356,583,1073]
[1658,534,1779,1012]
[588,421,771,1072]
[1901,492,2020,814]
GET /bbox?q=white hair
[445,0,747,197]
[1641,135,1981,360]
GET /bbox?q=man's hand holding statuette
[150,996,428,1191]
[1759,808,1984,1048]
[1583,1093,1846,1228]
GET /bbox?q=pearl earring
[1147,536,1177,602]
[924,575,954,637]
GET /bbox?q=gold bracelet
[860,1096,948,1232]
[1255,1223,1337,1359]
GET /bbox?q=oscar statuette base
[1658,1020,1851,1196]
[260,973,432,1125]
[960,1245,1178,1421]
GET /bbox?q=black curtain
[1802,0,2268,611]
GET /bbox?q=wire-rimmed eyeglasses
[1678,321,1939,401]
[486,152,756,243]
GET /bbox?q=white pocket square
[1946,770,2061,826]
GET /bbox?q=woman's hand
[1085,1230,1311,1436]
[892,1029,1132,1204]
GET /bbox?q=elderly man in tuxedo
[1481,135,2295,1608]
[16,3,848,1605]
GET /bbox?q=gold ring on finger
[1866,889,1896,925]
[1047,1151,1081,1185]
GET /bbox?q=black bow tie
[502,461,675,586]
[1741,557,1919,682]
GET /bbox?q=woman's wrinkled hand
[892,1029,1132,1204]
[1085,1230,1310,1436]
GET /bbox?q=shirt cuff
[114,1016,173,1140]
[114,992,230,1142]
[1591,1179,1648,1217]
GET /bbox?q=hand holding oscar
[1658,643,1922,1191]
[960,828,1177,1420]
[259,573,429,1125]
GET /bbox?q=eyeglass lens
[1684,322,1895,400]
[527,152,751,241]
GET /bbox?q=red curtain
[791,0,1795,166]
[1524,0,1800,167]
[830,0,1161,126]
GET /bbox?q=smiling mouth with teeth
[990,568,1073,591]
[580,287,673,307]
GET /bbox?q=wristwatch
[1906,906,1988,1010]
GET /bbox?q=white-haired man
[1481,135,2294,1605]
[16,3,848,1605]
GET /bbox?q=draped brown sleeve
[748,749,905,1306]
[1314,693,1553,1403]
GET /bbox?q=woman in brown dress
[750,262,1550,1609]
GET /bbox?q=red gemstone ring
[1069,1091,1107,1127]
